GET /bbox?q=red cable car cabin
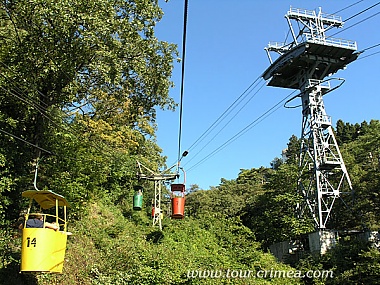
[171,184,185,219]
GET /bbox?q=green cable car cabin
[133,186,143,211]
[20,190,71,273]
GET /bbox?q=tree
[242,163,314,249]
[1,0,177,150]
[284,135,301,165]
[270,157,283,170]
[0,0,178,221]
[335,120,361,145]
[339,120,380,229]
[236,167,272,186]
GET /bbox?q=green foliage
[0,0,177,220]
[0,153,13,222]
[186,168,270,219]
[295,236,380,285]
[284,135,301,166]
[335,120,362,145]
[28,200,299,285]
[241,163,314,248]
[186,161,314,249]
[339,120,380,229]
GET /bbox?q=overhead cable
[331,10,380,37]
[186,90,297,172]
[357,50,380,60]
[0,61,120,161]
[183,79,266,167]
[360,42,380,52]
[333,0,365,14]
[0,128,53,155]
[0,61,49,107]
[343,1,380,22]
[186,76,263,153]
[177,0,189,169]
[357,42,380,59]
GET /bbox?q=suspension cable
[0,60,121,160]
[333,0,365,14]
[358,50,380,60]
[186,90,297,172]
[183,79,266,167]
[0,128,53,155]
[360,42,380,52]
[186,76,263,154]
[343,1,380,22]
[330,10,380,37]
[176,0,189,171]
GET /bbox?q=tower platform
[262,41,359,89]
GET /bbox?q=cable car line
[0,61,124,162]
[333,0,365,14]
[0,85,67,135]
[330,10,380,38]
[0,128,54,155]
[0,86,119,167]
[0,83,47,115]
[186,90,297,173]
[323,0,369,33]
[176,0,189,172]
[0,84,110,158]
[186,75,263,154]
[0,24,133,161]
[359,42,380,52]
[343,1,380,22]
[0,70,118,166]
[0,82,90,154]
[183,79,266,167]
[0,72,49,112]
[326,1,380,38]
[365,42,380,51]
[0,60,69,129]
[356,42,380,59]
[0,61,49,108]
[0,60,88,126]
[357,50,380,60]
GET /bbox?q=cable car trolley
[20,190,71,273]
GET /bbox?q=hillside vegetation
[0,1,379,284]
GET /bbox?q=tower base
[308,230,337,254]
[270,230,380,263]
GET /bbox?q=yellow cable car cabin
[20,190,71,273]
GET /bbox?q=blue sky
[154,0,380,190]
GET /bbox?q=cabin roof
[22,190,70,209]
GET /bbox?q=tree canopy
[0,0,178,221]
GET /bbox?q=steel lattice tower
[262,7,359,230]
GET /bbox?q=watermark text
[187,268,333,279]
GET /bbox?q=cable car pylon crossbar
[136,161,179,230]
